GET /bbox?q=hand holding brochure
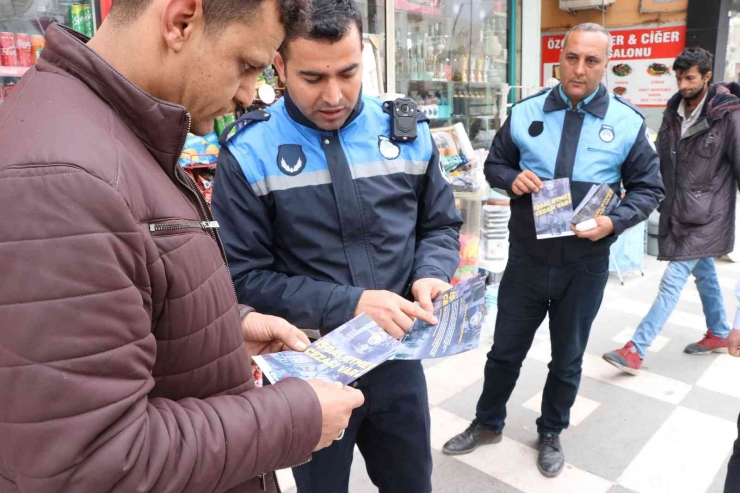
[532,178,575,240]
[571,183,620,229]
[393,276,486,360]
[253,277,487,384]
[253,314,401,386]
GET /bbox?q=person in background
[0,0,364,491]
[725,281,740,493]
[211,0,463,491]
[441,22,664,478]
[604,47,740,374]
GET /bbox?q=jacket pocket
[676,185,713,226]
[587,147,622,156]
[696,132,720,159]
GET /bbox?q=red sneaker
[603,342,643,375]
[684,332,729,355]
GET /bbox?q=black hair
[109,0,309,37]
[673,47,714,77]
[279,0,363,59]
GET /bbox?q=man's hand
[355,290,438,339]
[571,216,615,242]
[307,380,365,451]
[241,312,310,358]
[728,328,740,357]
[412,278,452,317]
[511,170,543,196]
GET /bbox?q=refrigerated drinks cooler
[0,0,99,104]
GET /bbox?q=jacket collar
[38,24,190,179]
[284,89,364,132]
[544,84,608,119]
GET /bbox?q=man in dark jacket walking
[604,47,740,374]
[0,0,364,492]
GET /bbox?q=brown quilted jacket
[657,83,740,261]
[0,24,321,493]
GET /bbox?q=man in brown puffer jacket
[0,0,364,491]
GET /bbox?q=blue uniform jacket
[486,84,665,265]
[212,92,463,334]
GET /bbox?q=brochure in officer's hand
[253,277,487,385]
[253,313,400,386]
[393,276,486,360]
[532,178,576,240]
[570,183,620,231]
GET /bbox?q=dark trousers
[476,248,610,435]
[293,360,432,493]
[726,412,740,493]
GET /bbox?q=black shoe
[538,433,565,478]
[442,419,502,456]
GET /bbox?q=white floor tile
[618,406,737,493]
[423,346,488,406]
[521,391,601,427]
[430,408,613,493]
[611,328,671,354]
[696,354,740,400]
[604,299,706,333]
[528,341,692,405]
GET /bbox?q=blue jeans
[631,258,730,358]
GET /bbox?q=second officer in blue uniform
[442,23,665,477]
[211,0,462,491]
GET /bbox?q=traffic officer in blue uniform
[211,0,462,491]
[442,23,664,477]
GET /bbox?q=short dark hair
[279,0,363,59]
[673,47,714,77]
[109,0,308,36]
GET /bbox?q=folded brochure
[253,277,486,385]
[570,183,619,226]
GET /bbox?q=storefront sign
[395,0,442,16]
[541,25,686,107]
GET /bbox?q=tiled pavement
[281,255,740,493]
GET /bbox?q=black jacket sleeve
[608,122,665,236]
[410,134,463,285]
[483,118,522,197]
[212,147,364,334]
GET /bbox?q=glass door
[394,0,509,149]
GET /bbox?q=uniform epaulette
[218,109,272,146]
[613,95,645,119]
[511,88,552,108]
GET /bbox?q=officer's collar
[544,84,608,119]
[284,89,364,132]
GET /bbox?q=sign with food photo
[541,24,686,107]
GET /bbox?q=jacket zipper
[258,457,313,491]
[149,221,219,232]
[172,113,239,304]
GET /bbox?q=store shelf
[0,66,30,77]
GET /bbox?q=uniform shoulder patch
[219,110,272,146]
[613,95,645,120]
